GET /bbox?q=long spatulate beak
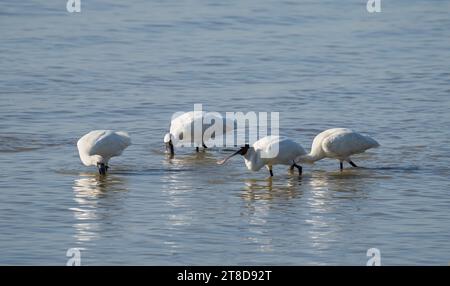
[217,149,242,165]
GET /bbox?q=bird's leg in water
[202,142,208,149]
[196,147,199,152]
[267,165,274,177]
[293,162,302,175]
[340,161,344,171]
[349,160,358,168]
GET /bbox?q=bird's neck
[90,155,107,166]
[302,152,323,164]
[79,151,95,167]
[244,148,265,171]
[302,140,326,163]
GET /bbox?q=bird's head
[217,144,250,165]
[164,133,175,156]
[96,162,109,175]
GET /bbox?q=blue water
[0,0,449,265]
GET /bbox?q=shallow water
[1,0,450,265]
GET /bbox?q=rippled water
[1,0,450,265]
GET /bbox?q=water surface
[1,0,450,265]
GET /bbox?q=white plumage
[77,130,131,174]
[164,111,234,155]
[297,128,379,170]
[218,135,306,177]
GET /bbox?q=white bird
[164,111,234,156]
[77,130,131,175]
[296,128,379,171]
[217,135,306,177]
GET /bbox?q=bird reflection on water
[70,174,128,244]
[239,167,375,204]
[304,171,372,254]
[241,177,302,202]
[162,149,219,168]
[239,171,372,258]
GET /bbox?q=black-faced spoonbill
[77,130,131,175]
[164,111,233,157]
[217,135,306,177]
[296,128,379,171]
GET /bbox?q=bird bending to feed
[77,130,131,175]
[164,111,234,156]
[296,128,379,171]
[217,135,306,177]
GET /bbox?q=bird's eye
[178,133,183,140]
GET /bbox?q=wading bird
[217,135,306,177]
[296,128,379,171]
[164,111,233,156]
[77,130,131,175]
